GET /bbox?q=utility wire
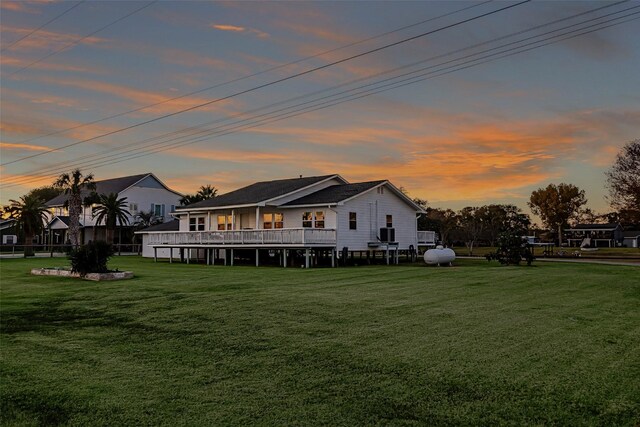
[0,1,86,53]
[3,4,635,187]
[5,1,493,148]
[4,7,636,188]
[4,0,157,78]
[1,0,529,167]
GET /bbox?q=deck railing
[147,228,337,246]
[417,231,437,245]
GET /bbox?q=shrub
[69,240,114,277]
[486,230,535,266]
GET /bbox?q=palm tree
[92,193,131,244]
[54,169,95,247]
[197,185,218,200]
[179,185,218,206]
[6,195,48,257]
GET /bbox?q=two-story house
[45,173,182,245]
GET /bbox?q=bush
[486,230,535,266]
[69,240,114,277]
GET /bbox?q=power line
[4,6,635,189]
[4,0,157,78]
[5,1,493,148]
[1,0,529,167]
[3,4,635,187]
[0,1,86,53]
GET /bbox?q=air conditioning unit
[379,227,395,242]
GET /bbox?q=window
[315,211,325,228]
[302,212,313,228]
[303,211,325,228]
[151,203,165,217]
[386,215,393,228]
[263,213,273,229]
[263,213,283,229]
[190,217,205,231]
[129,203,138,213]
[274,213,283,229]
[377,187,384,194]
[217,215,233,230]
[349,212,357,230]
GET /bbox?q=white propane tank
[424,246,456,266]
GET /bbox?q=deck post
[284,249,288,268]
[331,248,335,267]
[169,249,173,263]
[230,248,234,266]
[386,247,390,265]
[256,249,259,267]
[206,249,210,265]
[153,247,157,262]
[305,248,310,268]
[187,249,190,264]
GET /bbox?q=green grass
[452,246,640,259]
[1,257,639,426]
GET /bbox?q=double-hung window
[302,211,325,228]
[349,212,357,230]
[190,217,205,231]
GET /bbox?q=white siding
[120,185,181,223]
[335,185,418,251]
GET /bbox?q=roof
[179,175,341,209]
[138,219,180,232]
[282,181,385,206]
[46,173,152,206]
[567,223,621,231]
[0,219,17,230]
[622,231,640,238]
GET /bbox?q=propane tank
[424,245,456,266]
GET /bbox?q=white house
[139,174,435,267]
[45,173,182,245]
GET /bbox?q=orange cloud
[0,142,53,151]
[0,56,94,73]
[212,24,245,32]
[1,25,106,52]
[211,23,269,38]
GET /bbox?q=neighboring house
[0,219,18,245]
[564,223,624,248]
[622,231,640,248]
[45,173,182,245]
[140,174,435,266]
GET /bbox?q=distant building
[564,223,623,248]
[622,231,640,248]
[45,173,181,245]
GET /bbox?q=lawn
[1,257,639,426]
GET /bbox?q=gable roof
[45,173,177,206]
[567,223,622,231]
[46,216,82,229]
[622,230,640,238]
[282,181,385,206]
[178,175,343,210]
[137,219,180,233]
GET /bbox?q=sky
[1,0,639,216]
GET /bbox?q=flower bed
[31,268,133,281]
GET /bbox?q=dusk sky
[1,0,638,217]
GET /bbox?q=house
[45,173,182,245]
[622,231,640,248]
[0,219,18,245]
[564,223,623,248]
[139,174,435,267]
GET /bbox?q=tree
[606,139,640,225]
[26,186,63,204]
[92,193,131,244]
[54,169,96,247]
[482,204,531,247]
[458,206,487,256]
[180,185,218,206]
[421,208,458,245]
[5,194,48,257]
[528,183,587,246]
[486,230,535,266]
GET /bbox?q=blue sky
[1,0,638,217]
